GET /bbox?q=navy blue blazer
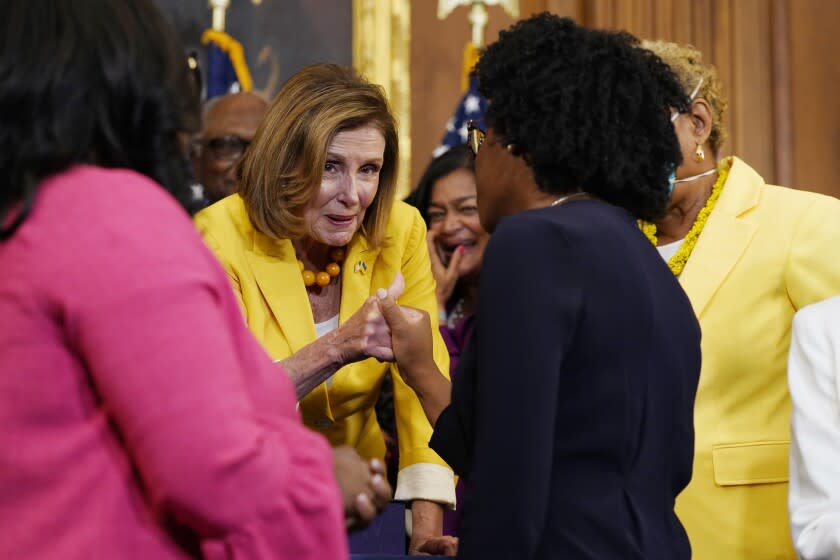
[430,199,701,559]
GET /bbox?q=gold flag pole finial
[437,0,519,47]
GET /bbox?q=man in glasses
[191,92,268,207]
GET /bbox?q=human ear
[689,99,713,146]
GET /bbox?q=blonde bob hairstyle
[641,40,729,155]
[238,64,398,248]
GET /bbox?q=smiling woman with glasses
[403,144,488,541]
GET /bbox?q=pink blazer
[0,166,347,559]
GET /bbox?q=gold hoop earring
[694,144,705,163]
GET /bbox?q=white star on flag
[432,144,449,158]
[464,94,481,114]
[458,123,469,142]
[433,76,486,156]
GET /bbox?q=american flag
[200,29,253,100]
[432,77,487,157]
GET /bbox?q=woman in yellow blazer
[640,40,840,559]
[194,64,454,552]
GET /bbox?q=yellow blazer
[194,196,453,503]
[675,157,840,559]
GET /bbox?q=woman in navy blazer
[379,14,702,559]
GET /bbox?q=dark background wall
[150,0,840,197]
[152,0,351,100]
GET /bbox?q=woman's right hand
[376,290,436,389]
[377,291,452,426]
[337,297,395,363]
[284,275,407,399]
[427,230,464,311]
[416,536,459,556]
[334,274,406,364]
[332,446,392,532]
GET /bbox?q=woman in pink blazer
[0,0,388,558]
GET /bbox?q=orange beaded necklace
[297,247,345,288]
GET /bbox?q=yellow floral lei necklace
[640,157,732,276]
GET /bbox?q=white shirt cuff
[393,463,456,508]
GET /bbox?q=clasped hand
[334,273,403,363]
[337,273,430,368]
[332,446,392,531]
[338,273,437,381]
[329,272,441,425]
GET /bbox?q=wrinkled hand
[337,274,405,363]
[427,231,464,311]
[332,446,392,532]
[411,535,459,556]
[376,289,436,391]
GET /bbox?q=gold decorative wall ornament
[352,0,412,199]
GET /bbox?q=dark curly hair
[0,0,200,240]
[405,144,475,225]
[475,14,689,220]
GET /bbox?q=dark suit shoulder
[488,200,642,272]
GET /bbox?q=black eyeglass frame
[192,135,251,161]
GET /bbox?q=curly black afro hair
[475,14,689,221]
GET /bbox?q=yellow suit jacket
[194,196,453,504]
[675,157,840,559]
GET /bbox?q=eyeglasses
[194,135,251,161]
[670,76,705,122]
[467,120,485,155]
